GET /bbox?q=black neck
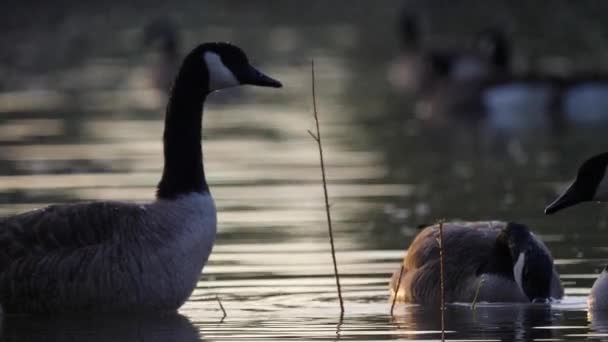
[493,43,510,71]
[157,64,210,199]
[480,233,514,278]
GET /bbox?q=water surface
[2,1,608,340]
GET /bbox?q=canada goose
[390,221,563,304]
[545,152,608,310]
[0,42,282,314]
[405,27,512,120]
[390,12,509,96]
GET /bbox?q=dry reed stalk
[438,219,446,341]
[390,264,405,315]
[471,275,486,310]
[216,295,227,320]
[308,59,344,315]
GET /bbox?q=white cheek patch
[513,252,525,294]
[204,52,240,91]
[594,168,608,201]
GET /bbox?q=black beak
[544,182,583,215]
[242,65,282,88]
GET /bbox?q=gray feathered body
[590,270,608,310]
[390,221,563,304]
[0,193,216,314]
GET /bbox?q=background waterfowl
[143,17,181,95]
[479,72,563,132]
[0,42,282,314]
[559,73,608,125]
[545,152,608,310]
[390,221,563,305]
[390,12,509,98]
[406,27,513,121]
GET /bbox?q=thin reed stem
[438,219,445,341]
[390,265,405,315]
[471,275,486,310]
[216,295,227,320]
[309,59,344,315]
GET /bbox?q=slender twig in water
[437,219,446,341]
[471,275,486,310]
[308,59,344,315]
[334,315,344,341]
[390,264,405,316]
[215,295,227,320]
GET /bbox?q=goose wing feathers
[0,201,144,273]
[400,222,503,303]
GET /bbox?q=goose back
[390,221,563,304]
[0,193,216,313]
[590,269,608,310]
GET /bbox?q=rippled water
[4,1,608,341]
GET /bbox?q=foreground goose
[545,152,608,310]
[0,42,282,314]
[390,221,563,304]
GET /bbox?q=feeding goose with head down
[390,221,563,305]
[0,42,281,314]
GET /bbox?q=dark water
[2,1,608,340]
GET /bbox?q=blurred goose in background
[485,71,608,130]
[390,221,563,304]
[559,73,608,125]
[413,27,513,121]
[0,42,282,314]
[143,17,181,94]
[479,72,562,132]
[545,152,608,310]
[389,12,509,97]
[424,35,564,130]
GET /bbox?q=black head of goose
[390,221,563,304]
[474,27,510,75]
[545,152,608,310]
[545,152,608,215]
[0,42,281,314]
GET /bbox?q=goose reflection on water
[0,313,202,342]
[391,304,564,341]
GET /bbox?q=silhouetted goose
[390,221,563,304]
[0,42,282,314]
[545,152,608,310]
